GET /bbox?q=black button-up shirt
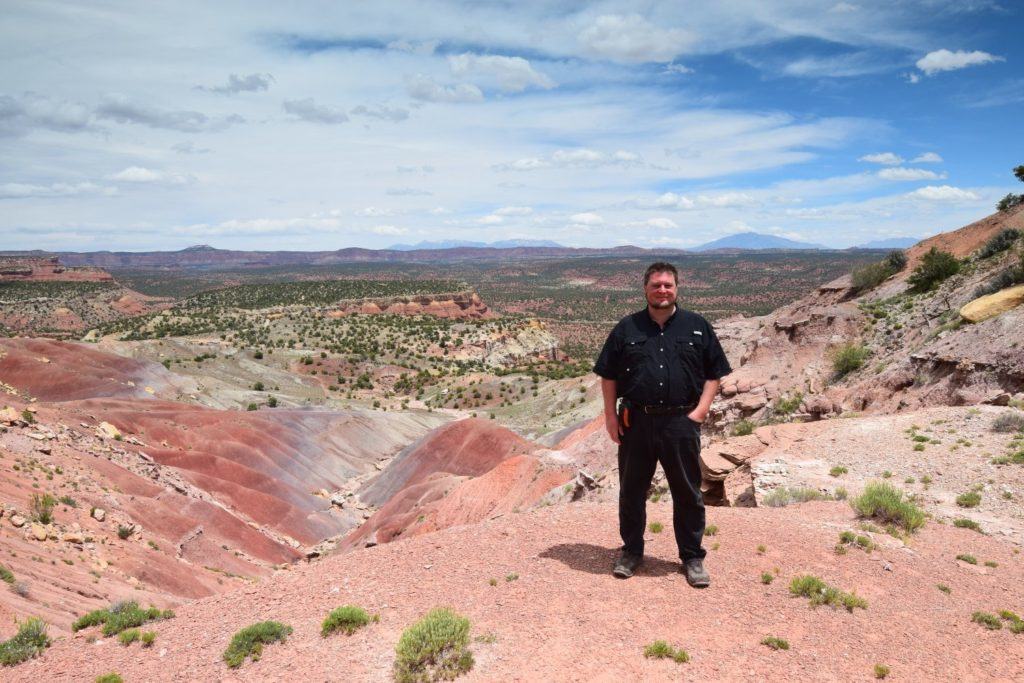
[593,307,732,406]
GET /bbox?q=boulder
[97,421,121,440]
[699,449,739,482]
[62,531,85,544]
[10,514,26,528]
[0,406,22,425]
[91,507,106,522]
[30,523,47,541]
[960,284,1024,323]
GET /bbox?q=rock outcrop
[0,256,113,282]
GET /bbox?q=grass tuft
[321,605,377,637]
[223,621,293,668]
[0,617,50,666]
[953,518,983,532]
[643,640,690,663]
[874,663,891,679]
[851,481,925,533]
[789,574,867,612]
[761,636,789,651]
[971,611,1001,630]
[394,608,474,683]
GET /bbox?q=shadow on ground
[538,543,680,577]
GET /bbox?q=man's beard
[648,298,675,309]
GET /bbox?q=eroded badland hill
[2,207,1024,681]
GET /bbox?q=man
[593,262,732,587]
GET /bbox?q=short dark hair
[643,262,678,286]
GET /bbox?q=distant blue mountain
[690,232,831,252]
[852,237,919,249]
[388,239,563,250]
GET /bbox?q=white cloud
[495,148,643,171]
[916,49,1003,76]
[386,187,432,196]
[428,206,451,215]
[905,72,921,84]
[386,39,438,55]
[578,14,695,64]
[494,206,533,216]
[448,54,555,93]
[906,185,980,201]
[0,92,94,136]
[369,224,407,235]
[351,104,409,122]
[643,217,678,229]
[406,75,483,103]
[396,164,434,174]
[647,191,757,210]
[355,206,393,217]
[198,73,274,94]
[476,214,504,225]
[858,152,903,165]
[830,2,858,12]
[95,96,242,132]
[877,167,943,181]
[663,62,694,75]
[911,152,943,163]
[108,166,193,185]
[570,212,603,225]
[282,98,349,124]
[0,181,116,199]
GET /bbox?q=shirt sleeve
[593,325,622,380]
[702,322,733,380]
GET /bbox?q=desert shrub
[95,675,123,683]
[0,565,14,584]
[704,525,719,536]
[30,493,57,524]
[884,250,907,271]
[974,250,1024,297]
[761,572,774,585]
[321,605,377,637]
[117,525,133,540]
[851,481,925,533]
[223,621,293,668]
[141,631,156,647]
[971,611,1001,630]
[907,247,960,293]
[761,636,789,651]
[997,193,1024,212]
[874,663,891,679]
[72,601,172,636]
[763,486,831,507]
[956,491,981,508]
[830,343,869,378]
[0,617,50,666]
[774,392,803,416]
[953,518,983,532]
[731,419,755,436]
[978,228,1021,259]
[394,608,473,683]
[992,413,1024,433]
[118,629,140,646]
[852,262,897,292]
[789,574,867,612]
[21,409,35,424]
[648,521,663,533]
[829,466,848,477]
[957,554,978,565]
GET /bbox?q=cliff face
[0,256,113,282]
[326,291,490,319]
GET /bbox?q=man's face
[645,270,677,309]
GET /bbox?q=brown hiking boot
[683,558,710,588]
[612,551,642,578]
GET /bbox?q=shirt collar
[644,304,678,328]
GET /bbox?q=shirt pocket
[675,335,704,378]
[620,335,648,383]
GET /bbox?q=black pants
[618,411,706,561]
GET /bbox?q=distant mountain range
[389,239,563,250]
[690,232,831,252]
[850,237,919,249]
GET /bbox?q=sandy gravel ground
[12,499,1024,682]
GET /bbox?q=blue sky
[1,0,1021,251]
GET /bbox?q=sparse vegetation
[71,601,173,636]
[957,554,978,565]
[704,525,718,536]
[907,247,960,293]
[874,663,891,679]
[95,675,123,683]
[761,572,774,585]
[321,605,378,637]
[830,342,869,378]
[789,574,867,612]
[29,492,57,524]
[992,413,1024,433]
[0,565,14,584]
[643,640,689,663]
[761,636,789,651]
[0,617,50,666]
[956,491,981,508]
[953,518,983,533]
[117,525,133,540]
[393,608,474,683]
[118,629,140,646]
[851,481,925,533]
[995,165,1024,212]
[971,611,1001,630]
[762,486,832,507]
[731,419,755,436]
[829,466,848,477]
[648,521,663,534]
[223,621,293,668]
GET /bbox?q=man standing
[593,262,732,587]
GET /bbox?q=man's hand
[687,408,707,423]
[605,412,623,444]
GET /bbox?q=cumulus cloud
[354,206,393,217]
[350,103,409,122]
[911,152,943,163]
[476,214,504,225]
[495,148,643,171]
[0,92,94,136]
[906,185,980,201]
[578,14,695,64]
[569,212,603,226]
[198,73,274,94]
[447,54,555,92]
[108,166,193,185]
[916,49,1003,76]
[641,217,679,229]
[406,75,483,103]
[858,152,903,165]
[663,62,694,75]
[0,181,116,199]
[369,224,407,235]
[877,167,943,181]
[647,192,757,210]
[494,206,533,216]
[282,98,349,124]
[95,96,242,132]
